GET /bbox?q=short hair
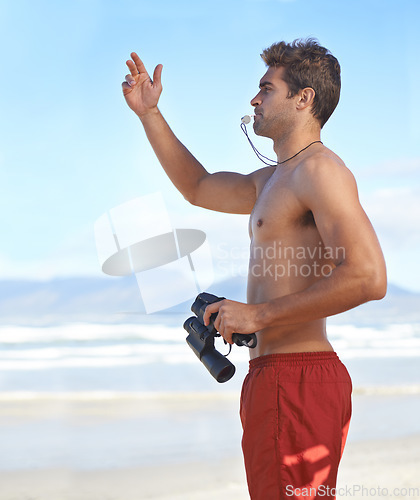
[261,38,341,128]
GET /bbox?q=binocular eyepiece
[183,292,257,383]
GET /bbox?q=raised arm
[122,52,259,214]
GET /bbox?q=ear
[296,87,316,110]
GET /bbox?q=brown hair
[261,38,341,128]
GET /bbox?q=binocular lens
[216,365,236,383]
[201,349,236,383]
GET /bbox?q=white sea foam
[328,323,420,358]
[0,343,186,360]
[1,321,419,344]
[0,322,419,373]
[0,322,186,344]
[0,391,241,401]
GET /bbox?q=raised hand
[122,52,163,118]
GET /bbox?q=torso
[247,152,338,358]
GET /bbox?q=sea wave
[0,323,419,373]
[0,391,241,401]
[0,322,418,344]
[0,322,186,344]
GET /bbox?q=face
[251,66,297,138]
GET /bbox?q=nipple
[257,219,263,227]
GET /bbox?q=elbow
[183,189,198,206]
[183,177,207,206]
[184,173,210,207]
[360,264,388,302]
[368,274,387,301]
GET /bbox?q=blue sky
[0,0,419,292]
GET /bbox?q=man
[122,39,386,499]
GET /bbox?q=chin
[252,123,264,136]
[253,126,268,138]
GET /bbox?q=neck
[273,128,321,164]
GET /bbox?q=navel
[257,219,263,227]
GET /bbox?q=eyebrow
[259,80,274,89]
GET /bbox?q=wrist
[137,107,160,121]
[255,301,274,330]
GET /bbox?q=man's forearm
[139,109,207,202]
[258,263,387,329]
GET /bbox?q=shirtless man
[122,39,387,499]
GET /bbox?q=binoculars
[183,292,257,383]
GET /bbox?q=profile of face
[250,66,298,139]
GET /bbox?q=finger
[203,303,214,326]
[223,325,234,345]
[219,318,233,344]
[217,315,224,336]
[131,52,148,75]
[214,311,221,332]
[121,81,133,95]
[126,59,140,77]
[125,74,137,86]
[152,64,163,88]
[203,301,221,326]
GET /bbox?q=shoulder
[249,165,275,181]
[293,149,359,208]
[249,165,275,191]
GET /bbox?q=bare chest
[249,169,315,240]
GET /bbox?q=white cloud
[0,223,101,280]
[360,185,420,292]
[361,186,420,248]
[359,157,420,179]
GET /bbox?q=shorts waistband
[249,351,339,369]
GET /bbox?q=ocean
[0,318,420,471]
[1,319,420,393]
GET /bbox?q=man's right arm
[122,52,261,214]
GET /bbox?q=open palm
[122,52,163,117]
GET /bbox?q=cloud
[360,185,420,291]
[361,186,420,248]
[0,223,100,280]
[359,157,420,180]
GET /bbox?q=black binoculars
[183,292,257,383]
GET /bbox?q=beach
[0,320,419,499]
[0,437,418,500]
[0,391,419,500]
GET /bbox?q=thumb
[153,64,163,88]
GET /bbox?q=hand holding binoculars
[183,292,257,383]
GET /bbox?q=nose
[250,92,261,108]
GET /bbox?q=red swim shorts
[240,352,352,499]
